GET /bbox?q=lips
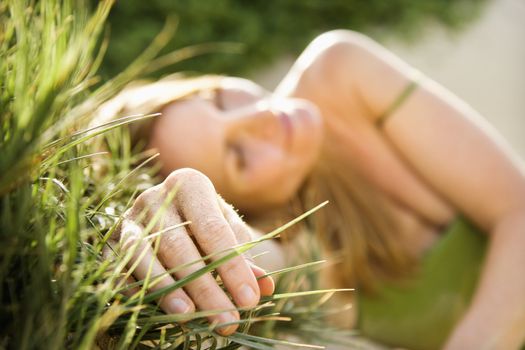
[277,110,293,150]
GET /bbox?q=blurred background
[102,0,524,158]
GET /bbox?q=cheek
[244,151,300,201]
[226,150,308,213]
[244,145,286,182]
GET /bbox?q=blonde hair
[297,153,416,293]
[94,74,416,293]
[92,74,223,146]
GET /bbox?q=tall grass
[0,1,358,349]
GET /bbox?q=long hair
[297,151,417,293]
[94,75,417,294]
[91,74,223,146]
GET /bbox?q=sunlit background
[103,0,524,158]
[253,0,525,158]
[391,0,524,159]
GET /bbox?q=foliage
[0,1,358,349]
[100,0,488,80]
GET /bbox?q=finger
[167,170,261,310]
[218,197,275,296]
[250,264,275,297]
[102,242,141,297]
[120,274,140,298]
[146,201,240,335]
[217,196,253,245]
[120,219,195,315]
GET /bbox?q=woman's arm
[445,214,525,349]
[293,30,525,349]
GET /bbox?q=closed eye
[213,87,264,111]
[197,88,224,110]
[229,143,246,170]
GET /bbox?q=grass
[0,0,361,349]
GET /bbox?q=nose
[226,100,284,144]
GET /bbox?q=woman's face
[149,77,323,214]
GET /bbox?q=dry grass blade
[0,0,358,348]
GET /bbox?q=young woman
[97,30,525,349]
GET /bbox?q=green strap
[376,78,419,127]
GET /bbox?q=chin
[296,99,323,132]
[292,100,323,156]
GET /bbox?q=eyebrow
[216,88,226,110]
[195,88,223,110]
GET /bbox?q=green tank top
[357,217,487,349]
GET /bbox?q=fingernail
[238,284,257,306]
[217,312,238,335]
[168,298,190,313]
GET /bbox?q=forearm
[444,211,525,350]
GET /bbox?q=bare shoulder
[278,30,525,232]
[275,30,371,103]
[342,34,525,231]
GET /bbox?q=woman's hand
[111,168,275,335]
